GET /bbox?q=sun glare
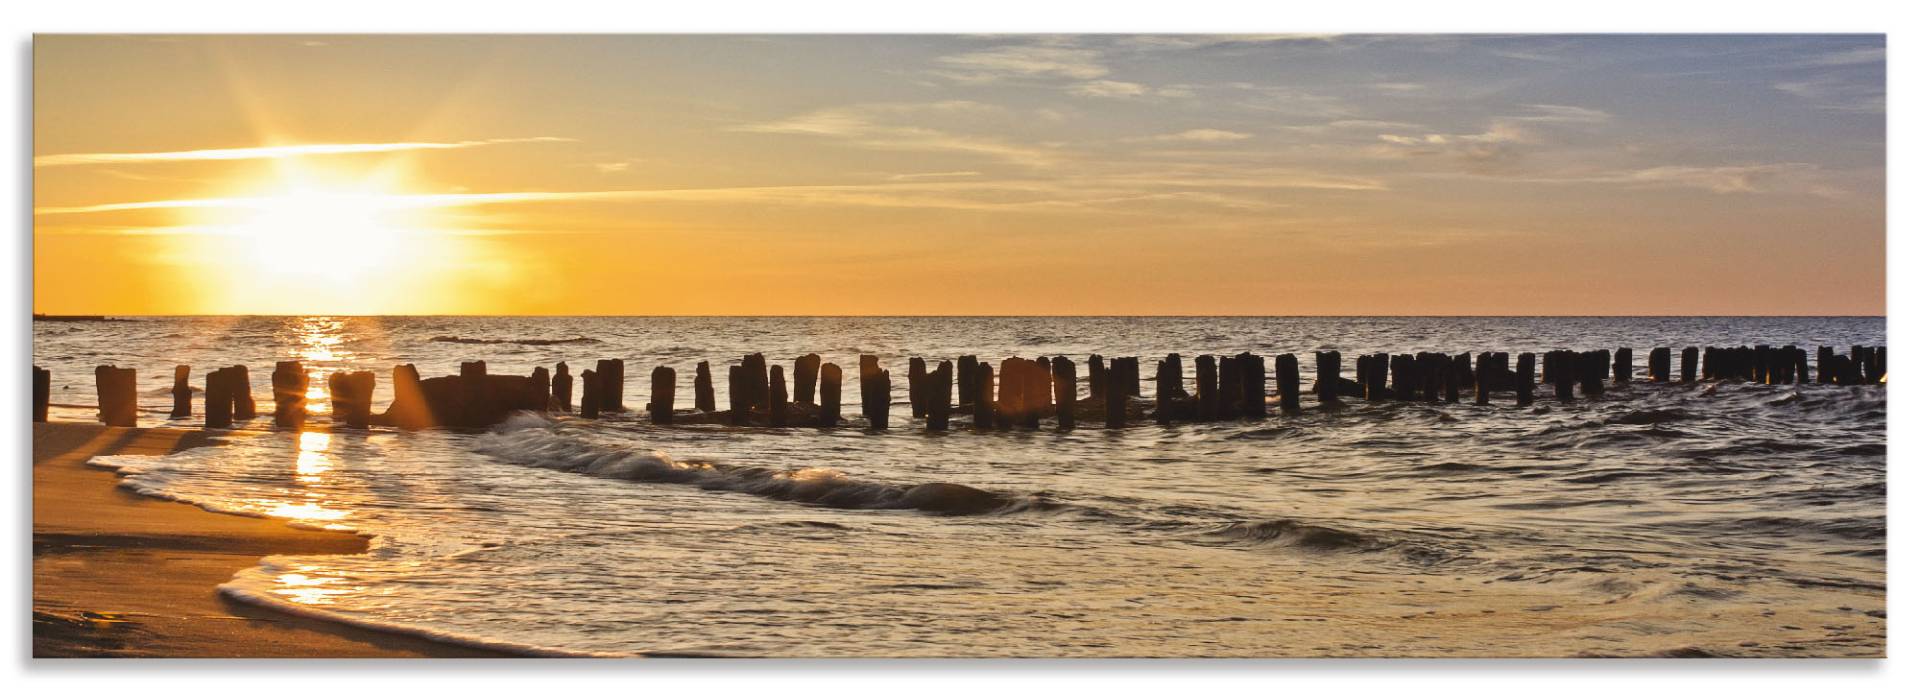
[179,159,482,314]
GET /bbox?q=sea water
[35,316,1886,657]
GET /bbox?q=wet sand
[32,422,506,658]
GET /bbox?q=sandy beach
[32,422,504,658]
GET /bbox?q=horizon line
[30,313,1890,319]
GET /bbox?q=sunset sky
[33,34,1885,316]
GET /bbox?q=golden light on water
[295,431,334,481]
[273,569,354,606]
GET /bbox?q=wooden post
[1315,351,1341,404]
[694,361,715,412]
[928,361,953,432]
[1154,355,1179,424]
[1474,354,1492,405]
[1649,347,1671,382]
[1791,347,1809,385]
[818,363,843,427]
[860,357,889,430]
[1051,356,1076,428]
[329,371,373,429]
[1613,348,1632,384]
[1219,354,1243,416]
[167,365,191,418]
[531,367,551,410]
[1195,355,1218,420]
[908,357,928,418]
[581,370,601,419]
[1275,354,1300,412]
[204,368,232,429]
[743,354,768,412]
[272,361,307,429]
[1516,353,1536,406]
[956,355,977,406]
[973,362,996,430]
[1088,355,1107,401]
[554,362,574,412]
[1029,357,1052,427]
[1445,353,1465,403]
[728,365,748,425]
[794,354,820,406]
[1240,353,1266,418]
[1104,361,1127,429]
[1874,346,1887,384]
[33,366,50,423]
[995,357,1023,430]
[1117,357,1141,398]
[389,364,428,429]
[592,359,624,411]
[1549,351,1574,402]
[1816,346,1834,384]
[230,366,256,420]
[651,366,676,424]
[767,365,787,427]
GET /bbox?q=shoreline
[32,422,510,658]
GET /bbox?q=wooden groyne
[34,342,1887,431]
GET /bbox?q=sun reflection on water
[273,569,355,606]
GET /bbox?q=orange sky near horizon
[33,35,1886,316]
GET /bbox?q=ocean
[32,316,1887,657]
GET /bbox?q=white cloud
[732,101,1057,167]
[1071,80,1150,98]
[1142,129,1253,143]
[34,137,574,167]
[934,43,1108,82]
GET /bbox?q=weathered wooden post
[1648,347,1671,382]
[328,371,373,429]
[93,360,135,426]
[389,364,428,429]
[973,362,996,430]
[581,370,601,419]
[767,365,787,427]
[1088,355,1108,401]
[1240,353,1266,418]
[272,361,307,429]
[651,366,676,424]
[1104,362,1127,429]
[1474,353,1492,405]
[908,357,928,418]
[1613,348,1632,384]
[1874,346,1887,383]
[860,357,890,430]
[819,363,843,427]
[1154,355,1179,424]
[995,357,1023,430]
[957,355,978,406]
[1219,354,1243,416]
[1516,353,1536,406]
[1444,353,1465,403]
[531,367,551,410]
[928,361,954,432]
[592,359,623,411]
[1275,354,1300,412]
[1550,351,1575,402]
[554,362,574,412]
[1195,355,1219,420]
[231,366,256,420]
[1816,346,1834,384]
[204,368,232,429]
[742,354,767,413]
[694,361,715,412]
[1030,357,1053,426]
[1791,347,1809,384]
[1315,351,1341,404]
[33,366,50,423]
[1680,347,1698,384]
[1051,356,1076,427]
[794,354,820,406]
[170,365,192,418]
[728,365,748,425]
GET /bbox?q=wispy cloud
[34,137,574,168]
[1137,129,1253,143]
[731,101,1059,167]
[1774,76,1884,113]
[932,42,1108,83]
